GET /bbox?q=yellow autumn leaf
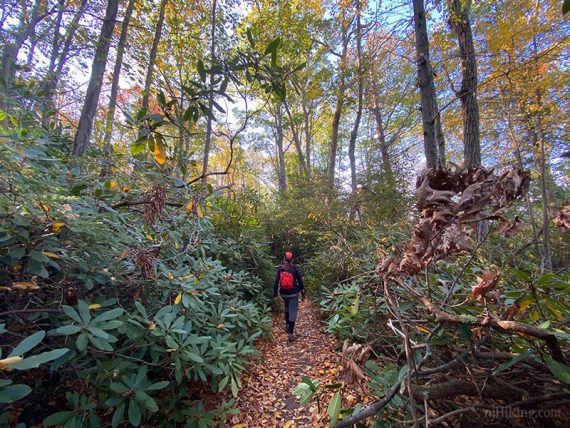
[196,204,204,219]
[415,325,431,334]
[274,411,282,420]
[174,293,182,305]
[0,356,23,370]
[51,222,66,233]
[146,235,154,241]
[232,424,245,428]
[11,281,40,291]
[216,323,225,329]
[185,200,193,215]
[88,304,101,310]
[154,141,166,165]
[42,251,60,259]
[284,421,294,428]
[38,201,50,213]
[12,263,22,272]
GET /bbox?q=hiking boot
[288,333,297,342]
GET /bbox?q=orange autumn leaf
[51,222,66,233]
[154,141,166,165]
[472,270,500,302]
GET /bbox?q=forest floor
[228,298,369,427]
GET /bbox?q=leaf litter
[228,299,370,427]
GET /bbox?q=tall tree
[102,0,137,158]
[412,0,439,168]
[329,9,351,188]
[0,0,44,84]
[72,0,119,156]
[348,0,364,194]
[273,102,287,193]
[142,0,168,111]
[42,0,89,124]
[447,0,481,168]
[201,0,217,188]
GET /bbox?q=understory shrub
[0,120,272,427]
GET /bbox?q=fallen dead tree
[336,166,570,428]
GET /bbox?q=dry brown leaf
[0,356,23,370]
[11,281,40,291]
[472,270,500,302]
[554,203,570,232]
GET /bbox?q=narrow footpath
[229,299,368,427]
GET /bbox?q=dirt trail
[229,298,356,427]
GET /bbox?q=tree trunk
[0,0,43,84]
[348,0,363,195]
[506,102,542,259]
[447,0,481,168]
[102,0,136,162]
[412,0,438,169]
[301,95,312,178]
[201,0,216,189]
[42,0,89,125]
[435,101,446,165]
[329,13,350,189]
[284,100,308,177]
[275,103,287,193]
[142,0,168,111]
[71,0,119,156]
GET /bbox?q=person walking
[274,251,305,342]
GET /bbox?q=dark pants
[282,295,299,334]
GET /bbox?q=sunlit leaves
[153,139,167,165]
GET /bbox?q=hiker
[274,251,305,342]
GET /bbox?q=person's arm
[273,269,280,297]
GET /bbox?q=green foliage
[0,117,273,426]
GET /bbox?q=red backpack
[279,269,295,291]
